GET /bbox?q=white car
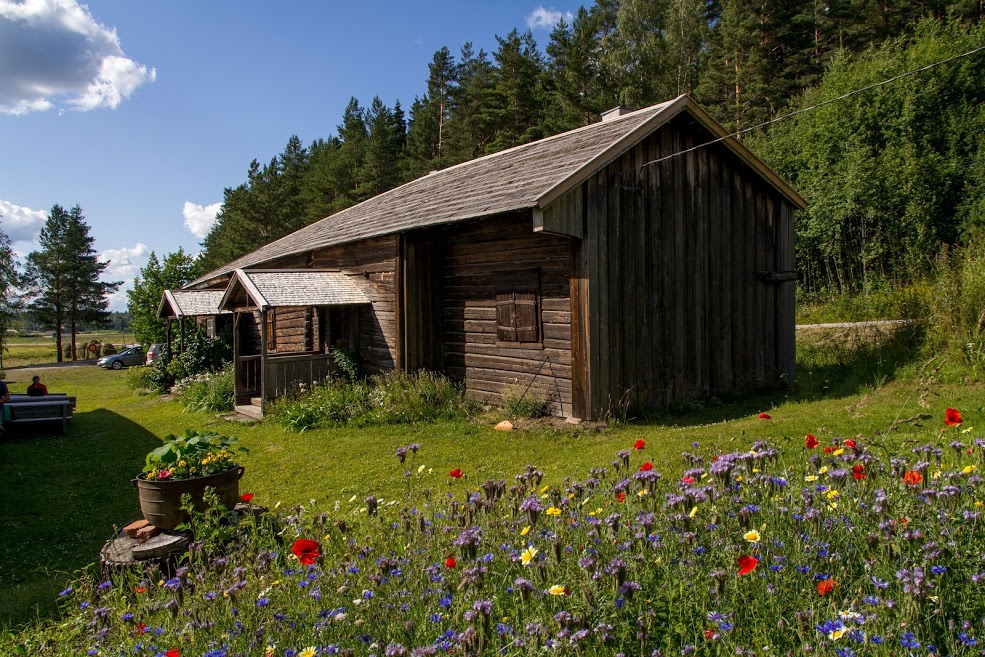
[146,344,164,366]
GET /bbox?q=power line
[638,43,985,175]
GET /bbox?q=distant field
[3,331,138,369]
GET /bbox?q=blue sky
[0,1,575,310]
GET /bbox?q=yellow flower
[743,530,761,543]
[548,584,568,596]
[418,464,426,473]
[546,507,561,516]
[975,501,983,508]
[819,466,829,475]
[689,506,698,518]
[829,627,847,641]
[299,648,317,657]
[637,489,649,498]
[832,448,844,457]
[520,525,531,536]
[933,471,942,479]
[178,460,187,467]
[735,475,743,482]
[963,465,976,474]
[962,426,973,433]
[540,485,550,494]
[805,475,818,482]
[752,468,760,473]
[521,546,538,566]
[825,489,840,500]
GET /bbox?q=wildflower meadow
[7,410,985,657]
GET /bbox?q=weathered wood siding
[566,114,797,417]
[440,214,573,416]
[258,236,399,374]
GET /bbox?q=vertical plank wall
[441,214,574,416]
[572,114,797,417]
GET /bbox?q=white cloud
[0,198,47,243]
[99,242,149,311]
[182,201,221,239]
[525,6,573,30]
[0,0,156,115]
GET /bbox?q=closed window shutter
[496,292,518,341]
[266,311,276,351]
[514,291,538,342]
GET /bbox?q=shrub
[500,381,553,418]
[925,235,985,375]
[101,343,118,356]
[172,365,235,413]
[165,330,231,380]
[267,370,477,431]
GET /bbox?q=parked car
[97,345,145,370]
[146,343,163,366]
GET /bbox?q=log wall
[439,214,574,416]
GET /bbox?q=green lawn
[1,332,982,629]
[3,331,139,369]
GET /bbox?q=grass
[1,327,983,632]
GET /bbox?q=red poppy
[633,439,646,450]
[639,462,653,472]
[240,493,254,503]
[291,538,321,565]
[852,464,866,480]
[166,650,180,657]
[816,578,836,596]
[134,586,146,594]
[805,434,819,449]
[737,555,758,576]
[682,476,694,484]
[944,408,963,426]
[902,471,923,486]
[757,412,771,420]
[845,439,857,449]
[445,555,457,569]
[449,468,463,479]
[823,447,834,455]
[616,491,626,503]
[703,629,716,640]
[133,623,148,635]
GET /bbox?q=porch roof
[219,269,371,311]
[158,290,230,319]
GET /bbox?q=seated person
[26,375,48,396]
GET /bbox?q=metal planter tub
[132,466,245,530]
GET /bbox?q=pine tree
[360,97,407,197]
[64,205,121,359]
[447,43,498,161]
[0,220,17,368]
[490,29,547,150]
[544,9,615,130]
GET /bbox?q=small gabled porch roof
[218,269,372,312]
[158,290,231,319]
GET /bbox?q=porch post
[259,308,268,401]
[165,318,172,364]
[232,312,241,404]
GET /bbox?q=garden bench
[4,395,77,434]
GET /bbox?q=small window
[206,317,216,338]
[495,270,540,344]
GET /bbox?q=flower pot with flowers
[132,430,248,530]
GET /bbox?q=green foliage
[751,20,985,293]
[500,381,553,418]
[164,326,232,381]
[100,342,118,355]
[267,370,478,431]
[172,364,235,413]
[925,233,985,374]
[0,224,18,364]
[123,362,159,394]
[141,429,246,481]
[330,346,360,382]
[126,249,195,344]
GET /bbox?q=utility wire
[638,43,985,174]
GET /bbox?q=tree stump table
[100,503,267,572]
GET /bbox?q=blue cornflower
[256,597,269,607]
[899,632,920,649]
[438,595,453,609]
[958,633,977,647]
[59,587,73,597]
[930,565,946,576]
[718,622,733,632]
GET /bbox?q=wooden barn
[181,95,806,420]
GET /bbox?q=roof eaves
[219,269,269,312]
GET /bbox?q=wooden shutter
[265,310,276,351]
[495,269,541,344]
[496,293,518,342]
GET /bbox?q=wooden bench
[4,395,77,434]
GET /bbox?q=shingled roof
[158,290,230,319]
[192,95,805,286]
[218,270,371,311]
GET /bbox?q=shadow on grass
[629,324,925,428]
[0,409,160,630]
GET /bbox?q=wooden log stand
[100,503,267,571]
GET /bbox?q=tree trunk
[54,328,63,363]
[71,319,78,361]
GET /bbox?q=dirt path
[795,319,915,330]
